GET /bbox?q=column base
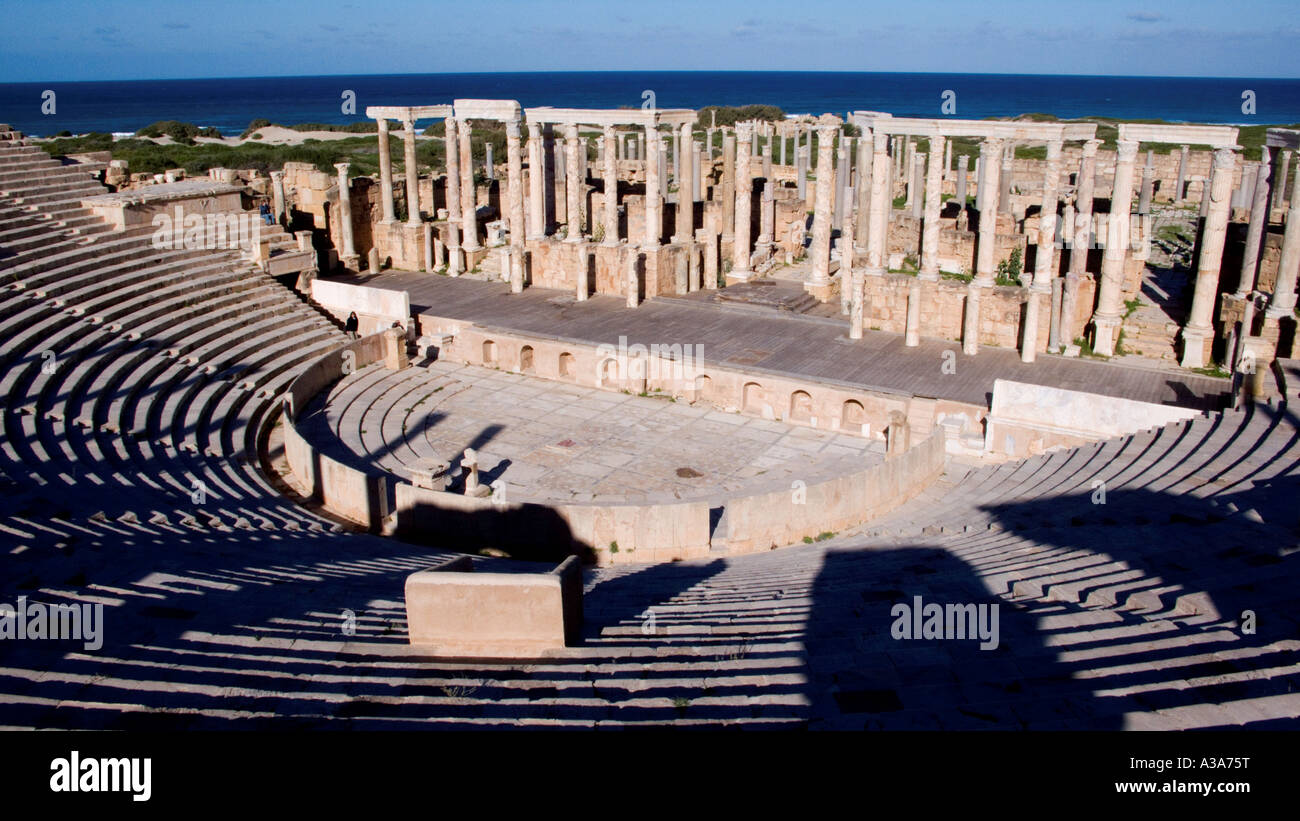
[725,269,754,286]
[1179,325,1214,369]
[1092,313,1122,357]
[803,276,836,303]
[338,254,361,273]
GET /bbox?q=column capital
[1082,139,1100,157]
[1115,139,1140,163]
[814,122,838,140]
[402,117,416,134]
[269,170,283,181]
[1045,140,1063,161]
[603,124,615,139]
[458,118,472,136]
[505,118,521,139]
[565,122,579,140]
[334,162,350,177]
[527,120,541,139]
[873,131,889,152]
[376,117,390,133]
[1212,146,1238,169]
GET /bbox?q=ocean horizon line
[5,69,1300,86]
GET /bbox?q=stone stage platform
[324,272,1230,411]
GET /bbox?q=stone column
[835,141,849,228]
[374,118,396,223]
[1093,138,1139,356]
[1138,150,1155,215]
[485,142,494,181]
[865,131,891,277]
[845,212,861,334]
[625,250,639,308]
[731,122,753,277]
[334,162,357,264]
[1238,147,1272,296]
[962,282,981,356]
[1268,166,1300,319]
[575,241,589,301]
[1069,140,1099,277]
[999,143,1014,214]
[796,145,807,201]
[974,138,1003,285]
[721,131,736,249]
[402,117,421,226]
[644,127,662,248]
[1048,275,1064,352]
[758,180,774,250]
[1182,147,1238,368]
[809,122,837,286]
[458,119,480,250]
[974,155,985,212]
[943,139,952,181]
[779,129,787,166]
[564,124,582,241]
[693,141,704,202]
[601,126,618,246]
[269,170,286,224]
[1175,144,1190,201]
[506,119,526,292]
[675,122,694,244]
[855,129,872,248]
[527,122,545,239]
[1277,150,1292,210]
[955,154,969,217]
[444,117,462,273]
[672,129,681,186]
[1032,140,1063,288]
[703,211,719,290]
[905,280,921,347]
[919,136,945,279]
[1021,287,1043,363]
[909,152,925,220]
[762,140,773,186]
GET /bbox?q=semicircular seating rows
[0,129,1297,730]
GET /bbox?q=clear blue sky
[2,0,1298,82]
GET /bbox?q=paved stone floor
[298,360,882,505]
[329,272,1230,411]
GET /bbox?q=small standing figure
[344,311,359,339]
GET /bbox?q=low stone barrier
[283,333,392,530]
[404,555,583,657]
[984,378,1204,457]
[311,278,411,335]
[723,427,947,553]
[395,483,712,565]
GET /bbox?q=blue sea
[2,72,1299,137]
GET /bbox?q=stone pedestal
[384,326,409,371]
